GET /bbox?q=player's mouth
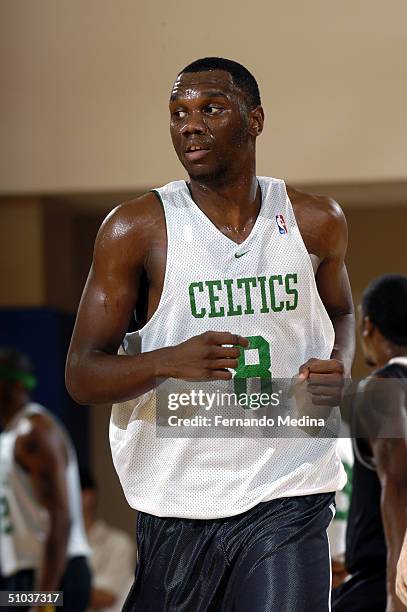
[185,145,211,162]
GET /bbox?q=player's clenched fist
[162,331,249,381]
[298,358,345,406]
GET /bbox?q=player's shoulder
[287,185,344,224]
[354,370,406,439]
[103,179,187,231]
[286,184,347,257]
[14,407,66,464]
[103,191,163,233]
[373,361,407,379]
[358,369,405,402]
[18,407,59,440]
[96,189,165,251]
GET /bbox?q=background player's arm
[366,381,407,611]
[15,415,70,592]
[66,195,247,405]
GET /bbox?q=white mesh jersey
[110,177,347,519]
[0,403,89,577]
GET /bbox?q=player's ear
[362,316,374,338]
[248,106,264,137]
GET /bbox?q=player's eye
[205,105,223,115]
[172,110,187,119]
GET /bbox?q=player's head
[169,57,264,182]
[360,274,407,366]
[0,348,36,409]
[180,58,261,110]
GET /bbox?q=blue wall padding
[0,308,90,466]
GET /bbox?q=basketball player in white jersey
[0,349,90,612]
[66,57,355,611]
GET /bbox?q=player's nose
[180,111,206,136]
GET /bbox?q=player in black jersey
[333,275,407,612]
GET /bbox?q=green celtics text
[189,274,298,319]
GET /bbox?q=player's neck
[187,170,260,232]
[0,398,27,429]
[375,343,407,367]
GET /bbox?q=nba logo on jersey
[276,214,288,234]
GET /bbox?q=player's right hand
[162,331,249,381]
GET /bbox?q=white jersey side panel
[0,404,89,577]
[110,177,347,519]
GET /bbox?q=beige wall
[0,198,78,310]
[1,0,407,193]
[344,205,407,377]
[0,199,44,305]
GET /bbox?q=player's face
[169,70,252,181]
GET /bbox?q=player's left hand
[298,358,345,406]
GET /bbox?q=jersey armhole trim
[352,437,376,471]
[283,183,335,345]
[135,190,170,336]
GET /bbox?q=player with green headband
[0,361,37,391]
[0,348,90,612]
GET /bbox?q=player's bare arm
[289,187,355,403]
[397,531,407,607]
[14,413,70,592]
[361,379,407,612]
[66,193,248,405]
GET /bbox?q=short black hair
[0,348,36,390]
[362,274,407,346]
[179,57,261,109]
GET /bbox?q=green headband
[0,366,37,391]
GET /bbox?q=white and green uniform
[0,403,89,577]
[110,177,347,519]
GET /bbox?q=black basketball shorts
[123,492,335,612]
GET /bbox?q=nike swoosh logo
[235,251,250,259]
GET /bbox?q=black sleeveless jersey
[345,360,407,574]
